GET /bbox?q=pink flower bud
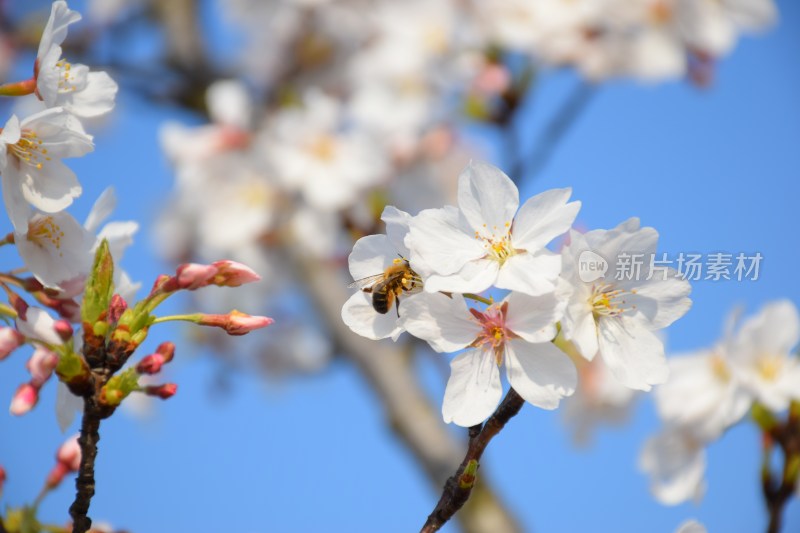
[176,263,219,290]
[108,294,128,323]
[12,295,29,321]
[9,383,38,415]
[210,260,261,287]
[0,464,6,496]
[144,383,178,399]
[0,327,23,361]
[45,462,69,489]
[26,347,58,386]
[155,341,175,363]
[148,274,172,297]
[53,319,74,342]
[56,434,82,471]
[136,353,165,375]
[198,311,274,336]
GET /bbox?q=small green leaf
[81,240,115,326]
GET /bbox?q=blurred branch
[513,81,596,185]
[420,388,525,533]
[287,245,520,533]
[762,412,799,533]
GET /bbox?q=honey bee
[348,258,422,316]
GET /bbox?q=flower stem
[462,293,493,306]
[419,388,525,533]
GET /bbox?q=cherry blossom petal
[341,291,402,341]
[639,430,706,506]
[406,207,485,276]
[495,251,560,296]
[442,349,502,427]
[456,161,519,235]
[206,79,251,129]
[400,293,477,352]
[381,205,412,257]
[18,158,82,214]
[504,291,563,344]
[16,307,63,345]
[422,258,499,294]
[511,188,579,251]
[562,299,599,361]
[504,339,577,410]
[735,300,799,356]
[622,274,692,330]
[598,316,668,391]
[37,2,81,59]
[348,234,398,282]
[61,70,118,117]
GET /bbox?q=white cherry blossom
[639,427,707,505]
[35,1,118,117]
[401,290,575,426]
[0,107,93,230]
[728,300,800,413]
[342,206,421,341]
[405,161,580,296]
[560,218,692,391]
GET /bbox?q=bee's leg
[395,297,401,318]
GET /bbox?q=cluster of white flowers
[152,0,775,376]
[342,162,692,426]
[0,1,133,302]
[640,300,800,504]
[473,0,777,82]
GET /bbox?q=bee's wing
[347,273,385,290]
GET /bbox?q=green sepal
[752,403,778,431]
[55,350,89,383]
[100,368,139,407]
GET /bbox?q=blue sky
[1,1,799,532]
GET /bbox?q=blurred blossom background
[1,0,799,532]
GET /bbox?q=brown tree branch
[69,396,102,533]
[763,414,800,533]
[420,388,525,533]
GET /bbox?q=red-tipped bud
[0,464,5,497]
[144,383,177,399]
[11,295,29,320]
[176,263,219,290]
[9,383,38,415]
[56,434,81,471]
[136,353,166,375]
[108,294,128,323]
[26,347,58,386]
[210,260,261,287]
[0,327,24,360]
[53,319,74,342]
[198,311,274,336]
[148,274,172,297]
[155,341,175,363]
[45,461,69,489]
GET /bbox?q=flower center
[469,302,514,365]
[309,135,337,161]
[475,222,515,264]
[709,352,731,383]
[590,283,635,318]
[9,131,51,170]
[756,354,783,382]
[55,59,79,93]
[27,216,65,256]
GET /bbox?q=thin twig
[520,82,596,184]
[420,388,526,533]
